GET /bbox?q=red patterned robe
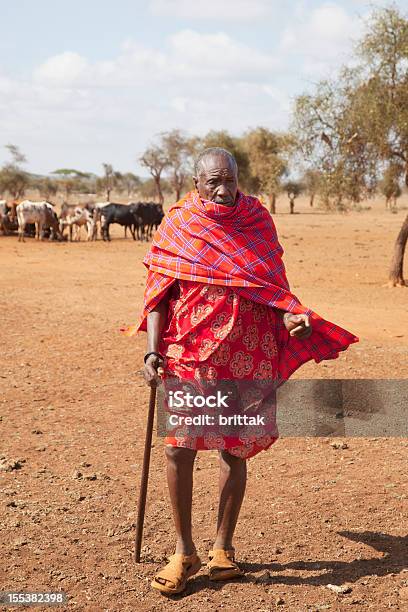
[121,190,359,459]
[159,276,281,459]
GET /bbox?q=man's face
[193,154,238,207]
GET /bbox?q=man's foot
[151,551,202,594]
[207,548,244,581]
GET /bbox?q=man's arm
[144,294,170,387]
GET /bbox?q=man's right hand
[143,354,165,387]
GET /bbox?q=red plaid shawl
[121,190,359,382]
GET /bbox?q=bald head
[194,147,238,178]
[193,147,238,207]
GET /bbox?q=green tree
[139,177,172,201]
[292,5,408,284]
[0,144,29,199]
[52,168,92,199]
[302,168,322,207]
[242,127,288,213]
[283,180,303,214]
[120,172,142,198]
[139,178,158,200]
[140,145,169,205]
[161,129,197,200]
[379,163,403,210]
[293,73,378,210]
[355,6,408,185]
[97,164,122,200]
[30,176,58,199]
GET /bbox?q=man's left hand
[283,313,312,339]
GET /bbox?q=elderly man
[122,147,358,594]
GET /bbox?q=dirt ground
[1,197,407,611]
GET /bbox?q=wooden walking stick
[134,384,157,563]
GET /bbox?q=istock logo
[168,390,230,409]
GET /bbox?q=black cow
[130,202,164,241]
[145,202,164,237]
[100,203,142,241]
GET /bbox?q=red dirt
[1,200,407,611]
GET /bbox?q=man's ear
[192,176,198,189]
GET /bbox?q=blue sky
[0,0,406,175]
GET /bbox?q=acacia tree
[138,177,172,201]
[32,177,58,199]
[139,178,158,200]
[160,130,197,200]
[354,7,408,186]
[242,127,288,213]
[352,6,408,285]
[120,172,141,198]
[293,73,378,210]
[140,145,169,205]
[97,164,122,200]
[0,144,29,199]
[293,5,408,285]
[283,180,303,214]
[302,168,321,207]
[52,169,91,199]
[380,163,403,210]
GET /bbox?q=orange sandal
[207,548,244,581]
[151,552,202,594]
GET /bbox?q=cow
[0,200,8,234]
[59,206,95,241]
[8,201,18,223]
[125,202,145,240]
[16,200,62,242]
[0,200,18,236]
[0,201,39,236]
[84,201,110,240]
[100,203,142,241]
[59,203,79,241]
[131,202,164,241]
[0,200,19,235]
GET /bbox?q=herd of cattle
[0,200,165,242]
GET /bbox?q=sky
[0,0,406,176]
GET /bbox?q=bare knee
[218,450,246,474]
[165,446,197,468]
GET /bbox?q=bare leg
[213,450,247,550]
[165,446,197,555]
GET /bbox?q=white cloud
[0,74,15,98]
[33,52,89,85]
[32,30,279,89]
[309,4,359,41]
[1,29,286,174]
[281,3,362,76]
[170,96,188,113]
[149,0,275,21]
[168,30,279,80]
[0,1,390,175]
